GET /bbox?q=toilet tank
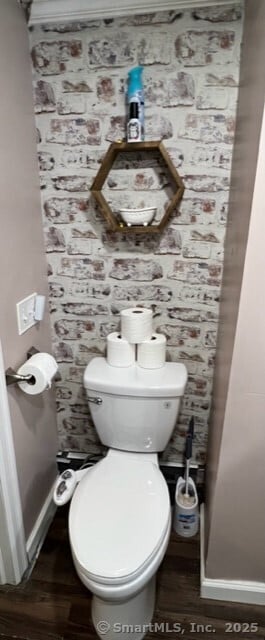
[83,357,187,453]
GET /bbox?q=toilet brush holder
[173,476,199,538]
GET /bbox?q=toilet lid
[69,452,170,584]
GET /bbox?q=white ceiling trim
[29,0,242,26]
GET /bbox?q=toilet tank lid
[83,357,187,397]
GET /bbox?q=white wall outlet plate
[16,293,37,335]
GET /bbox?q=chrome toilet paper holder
[5,347,39,386]
[5,370,34,386]
[5,347,50,386]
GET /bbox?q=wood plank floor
[0,506,264,640]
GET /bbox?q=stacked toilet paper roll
[106,306,167,369]
[137,333,166,369]
[17,352,58,395]
[107,332,136,367]
[120,307,153,344]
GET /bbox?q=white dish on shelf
[119,207,156,227]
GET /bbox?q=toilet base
[92,576,156,640]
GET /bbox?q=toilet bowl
[68,357,187,639]
[69,450,171,638]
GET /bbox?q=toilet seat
[72,515,172,602]
[69,450,170,586]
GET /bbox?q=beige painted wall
[205,0,265,581]
[0,0,58,540]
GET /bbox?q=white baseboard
[200,504,265,606]
[26,481,57,565]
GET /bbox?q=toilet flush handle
[87,395,102,405]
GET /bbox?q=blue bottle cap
[128,66,143,99]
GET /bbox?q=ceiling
[29,0,243,26]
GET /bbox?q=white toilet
[69,357,187,640]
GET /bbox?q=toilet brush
[184,415,195,498]
[184,433,192,498]
[173,417,199,537]
[188,415,194,439]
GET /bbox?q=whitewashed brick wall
[29,3,243,463]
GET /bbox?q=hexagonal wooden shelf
[91,140,185,234]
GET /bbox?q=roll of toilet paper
[17,352,58,395]
[107,332,136,367]
[137,333,166,369]
[121,307,153,344]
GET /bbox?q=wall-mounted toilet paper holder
[5,347,60,386]
[5,369,34,386]
[5,347,39,386]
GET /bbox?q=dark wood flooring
[0,506,264,640]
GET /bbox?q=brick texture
[30,3,243,464]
